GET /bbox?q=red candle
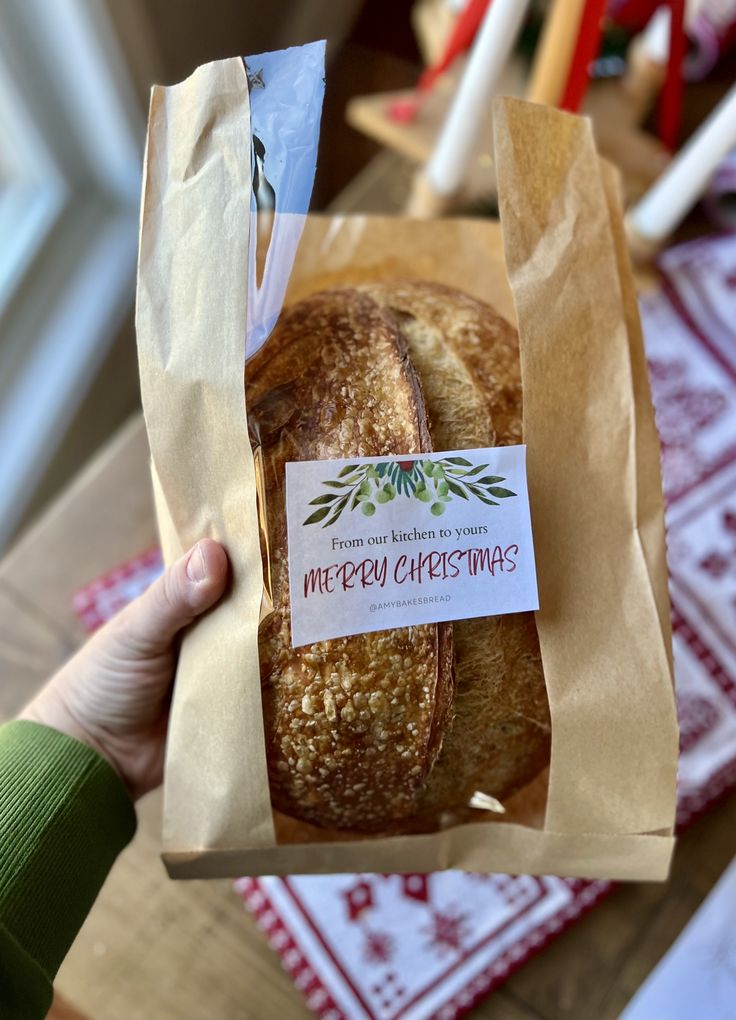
[659,0,686,151]
[560,0,608,113]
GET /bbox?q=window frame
[0,0,148,550]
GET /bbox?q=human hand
[19,540,229,800]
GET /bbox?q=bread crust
[246,289,454,830]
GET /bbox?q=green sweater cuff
[0,720,137,993]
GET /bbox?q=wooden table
[2,414,735,1020]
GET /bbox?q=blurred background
[2,0,734,554]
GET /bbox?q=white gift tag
[285,445,538,647]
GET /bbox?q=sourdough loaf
[358,282,550,820]
[246,290,454,831]
[246,282,550,832]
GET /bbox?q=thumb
[115,539,229,655]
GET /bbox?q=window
[0,0,144,550]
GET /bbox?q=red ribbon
[417,0,492,94]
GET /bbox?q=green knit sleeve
[0,720,137,1019]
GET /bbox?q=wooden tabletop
[1,412,735,1020]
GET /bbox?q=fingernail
[186,543,207,583]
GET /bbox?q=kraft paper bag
[136,57,678,881]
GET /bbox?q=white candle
[628,82,736,244]
[425,0,532,196]
[641,0,708,64]
[641,4,672,65]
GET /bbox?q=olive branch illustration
[303,457,516,527]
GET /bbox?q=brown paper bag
[136,61,678,881]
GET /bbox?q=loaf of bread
[357,282,550,821]
[246,290,454,831]
[245,281,550,832]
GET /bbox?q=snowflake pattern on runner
[363,930,395,965]
[422,908,472,957]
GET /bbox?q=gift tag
[285,445,538,647]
